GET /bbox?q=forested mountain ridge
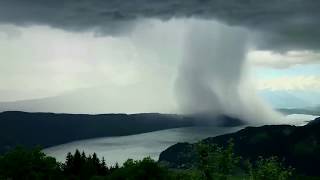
[159,117,320,176]
[0,111,193,154]
[0,111,244,154]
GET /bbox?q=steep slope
[159,117,320,175]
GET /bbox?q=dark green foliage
[0,146,62,180]
[168,169,203,180]
[108,157,171,180]
[63,149,109,179]
[158,142,196,168]
[161,139,294,180]
[196,140,241,180]
[250,156,294,180]
[0,144,311,180]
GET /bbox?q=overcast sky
[0,0,319,114]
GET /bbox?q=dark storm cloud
[0,0,319,49]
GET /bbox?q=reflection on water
[44,114,318,165]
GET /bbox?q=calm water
[44,114,318,165]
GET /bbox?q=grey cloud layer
[0,0,319,49]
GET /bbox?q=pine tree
[73,149,82,174]
[64,152,73,174]
[92,153,100,168]
[100,157,108,175]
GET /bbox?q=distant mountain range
[257,90,320,116]
[0,111,244,154]
[159,117,320,176]
[258,90,320,109]
[278,106,320,116]
[0,84,177,114]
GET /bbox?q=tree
[0,146,62,180]
[196,140,240,180]
[99,157,108,175]
[63,149,109,179]
[63,152,73,174]
[92,153,100,170]
[251,156,294,180]
[109,157,170,180]
[67,149,82,176]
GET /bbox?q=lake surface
[44,114,318,165]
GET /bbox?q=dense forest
[0,142,301,180]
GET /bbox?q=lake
[44,114,318,165]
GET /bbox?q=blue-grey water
[44,114,318,165]
[44,126,243,165]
